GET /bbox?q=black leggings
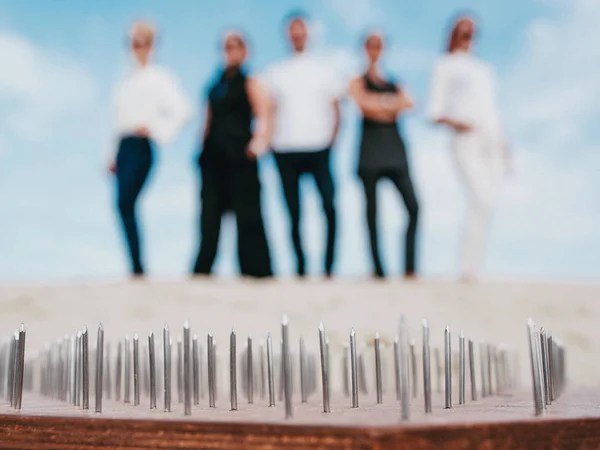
[360,168,419,276]
[274,149,336,276]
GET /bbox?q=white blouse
[427,51,503,138]
[108,64,192,160]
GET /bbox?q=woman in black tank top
[349,32,419,279]
[192,32,272,278]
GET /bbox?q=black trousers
[273,148,336,276]
[193,159,272,278]
[359,168,419,276]
[115,137,153,275]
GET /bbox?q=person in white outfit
[108,22,192,277]
[427,15,510,282]
[261,11,345,278]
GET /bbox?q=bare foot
[404,273,418,282]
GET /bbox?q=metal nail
[548,333,555,401]
[374,332,383,404]
[444,326,451,409]
[259,340,266,400]
[535,328,546,408]
[487,343,493,396]
[468,338,477,401]
[208,331,215,408]
[124,336,131,404]
[410,340,417,398]
[299,336,307,403]
[230,328,237,411]
[14,325,26,410]
[422,320,432,413]
[393,336,400,401]
[459,330,465,405]
[350,328,358,408]
[163,325,171,412]
[540,328,550,405]
[149,330,157,409]
[115,341,122,402]
[398,316,410,420]
[282,315,292,419]
[247,336,254,405]
[527,319,544,415]
[82,326,89,410]
[177,337,183,404]
[266,333,275,407]
[183,322,191,415]
[133,333,140,406]
[318,323,330,413]
[480,342,487,398]
[193,334,200,406]
[76,332,82,406]
[95,324,104,413]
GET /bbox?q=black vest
[202,67,253,165]
[358,73,407,174]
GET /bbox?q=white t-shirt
[262,52,346,152]
[427,52,503,138]
[108,64,192,161]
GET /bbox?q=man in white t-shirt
[262,11,345,278]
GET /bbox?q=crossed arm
[348,77,414,122]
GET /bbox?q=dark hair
[283,9,309,29]
[445,11,480,53]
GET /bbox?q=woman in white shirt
[108,22,191,277]
[427,16,510,282]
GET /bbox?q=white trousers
[452,131,505,278]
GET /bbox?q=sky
[0,0,598,282]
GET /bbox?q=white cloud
[502,0,600,147]
[0,31,97,145]
[324,0,383,31]
[385,47,436,74]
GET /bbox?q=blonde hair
[223,30,246,48]
[129,21,156,45]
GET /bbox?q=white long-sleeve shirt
[108,64,192,161]
[427,51,503,139]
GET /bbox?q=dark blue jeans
[115,137,153,275]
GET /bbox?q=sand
[0,278,598,390]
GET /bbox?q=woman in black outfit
[349,32,419,279]
[192,31,272,278]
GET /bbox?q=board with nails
[0,316,593,450]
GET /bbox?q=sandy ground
[0,278,598,391]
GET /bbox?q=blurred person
[108,21,192,277]
[262,11,345,278]
[427,15,510,282]
[192,31,273,278]
[348,32,419,279]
